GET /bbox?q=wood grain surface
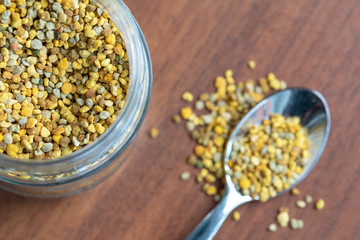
[0,0,359,239]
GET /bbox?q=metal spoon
[186,88,331,240]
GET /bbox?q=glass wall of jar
[0,0,152,197]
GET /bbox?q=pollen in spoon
[228,114,310,202]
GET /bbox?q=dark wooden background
[0,0,359,239]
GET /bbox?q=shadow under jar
[0,0,152,197]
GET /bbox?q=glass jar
[0,0,152,197]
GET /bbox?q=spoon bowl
[186,88,331,240]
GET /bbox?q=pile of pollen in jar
[0,0,129,159]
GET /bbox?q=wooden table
[1,0,359,239]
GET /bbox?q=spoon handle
[186,186,252,240]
